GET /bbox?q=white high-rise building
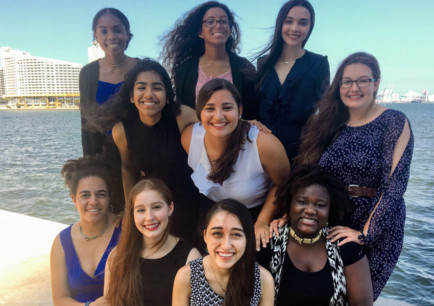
[0,47,82,108]
[88,44,105,63]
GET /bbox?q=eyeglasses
[339,78,377,88]
[202,19,232,28]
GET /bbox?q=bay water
[0,104,432,305]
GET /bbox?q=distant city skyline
[1,0,433,95]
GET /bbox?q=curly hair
[107,178,173,305]
[196,78,251,184]
[92,8,134,50]
[296,52,381,165]
[161,1,241,80]
[275,164,353,226]
[61,155,114,197]
[204,199,256,306]
[255,0,315,87]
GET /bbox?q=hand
[327,226,365,246]
[254,220,270,251]
[269,215,288,238]
[245,120,271,133]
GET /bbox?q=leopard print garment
[269,225,348,305]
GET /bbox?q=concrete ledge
[0,209,67,305]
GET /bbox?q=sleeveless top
[195,65,233,101]
[96,80,123,105]
[59,222,122,302]
[122,107,203,242]
[189,257,262,306]
[140,239,193,306]
[188,123,271,209]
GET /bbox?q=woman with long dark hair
[173,199,274,306]
[80,7,138,212]
[50,156,121,305]
[256,0,329,161]
[181,78,290,250]
[92,58,212,248]
[161,1,259,119]
[296,52,413,300]
[104,178,200,305]
[258,165,372,305]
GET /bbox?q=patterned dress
[189,257,262,306]
[319,109,413,300]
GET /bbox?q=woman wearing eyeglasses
[295,52,413,300]
[161,1,259,120]
[255,0,330,162]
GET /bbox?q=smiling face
[204,210,246,271]
[339,63,379,112]
[131,71,167,125]
[199,7,231,46]
[200,89,241,139]
[289,184,330,238]
[281,6,311,48]
[133,189,174,242]
[71,176,110,223]
[93,13,129,56]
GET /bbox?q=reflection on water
[0,104,433,304]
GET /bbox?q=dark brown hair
[107,178,173,305]
[204,199,256,306]
[296,52,381,164]
[196,78,250,184]
[161,1,240,80]
[275,164,353,226]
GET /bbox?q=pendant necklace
[210,261,226,293]
[79,215,109,241]
[289,227,322,245]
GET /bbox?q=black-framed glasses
[202,19,232,28]
[339,78,377,89]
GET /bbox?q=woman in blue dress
[255,0,329,162]
[50,156,121,305]
[296,52,414,300]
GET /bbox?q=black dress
[122,107,212,247]
[139,239,193,306]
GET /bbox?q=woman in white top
[181,78,290,250]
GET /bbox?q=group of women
[50,0,413,305]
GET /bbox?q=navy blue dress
[319,109,414,300]
[258,50,329,161]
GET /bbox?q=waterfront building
[87,44,105,63]
[0,47,82,109]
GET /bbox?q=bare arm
[50,234,83,306]
[112,121,140,203]
[259,266,275,306]
[345,256,373,305]
[176,104,198,134]
[186,248,201,264]
[172,265,191,306]
[255,132,291,250]
[180,124,194,155]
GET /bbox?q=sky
[1,0,433,95]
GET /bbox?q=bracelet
[84,302,91,306]
[357,232,366,244]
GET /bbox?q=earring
[239,115,242,119]
[92,39,98,47]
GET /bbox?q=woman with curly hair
[161,1,259,120]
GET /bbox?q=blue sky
[1,0,433,95]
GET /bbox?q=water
[0,105,433,305]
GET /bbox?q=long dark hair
[107,178,174,305]
[85,58,180,133]
[61,155,114,198]
[256,0,315,86]
[196,78,250,184]
[275,165,353,226]
[161,1,241,80]
[92,8,134,49]
[204,199,256,306]
[296,52,381,165]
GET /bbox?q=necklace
[210,261,226,293]
[79,215,109,241]
[281,59,295,65]
[289,227,322,245]
[104,54,127,67]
